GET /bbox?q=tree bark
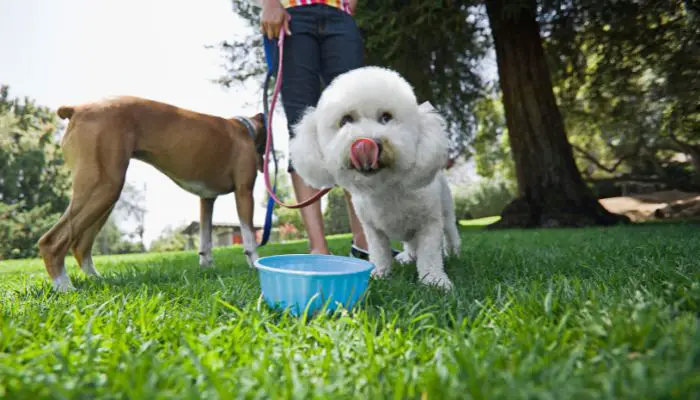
[484,0,629,228]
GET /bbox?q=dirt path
[600,190,700,222]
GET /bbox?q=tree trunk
[484,0,629,228]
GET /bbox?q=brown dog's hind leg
[71,204,114,278]
[38,207,77,291]
[38,128,128,292]
[39,174,124,291]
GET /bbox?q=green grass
[1,221,700,399]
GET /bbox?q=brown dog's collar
[235,116,265,155]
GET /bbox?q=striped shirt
[257,0,352,15]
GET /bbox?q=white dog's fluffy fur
[289,66,461,290]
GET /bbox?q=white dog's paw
[446,243,461,258]
[442,238,461,258]
[451,237,462,256]
[420,272,454,291]
[371,266,392,279]
[394,251,415,265]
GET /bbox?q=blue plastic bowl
[254,254,375,316]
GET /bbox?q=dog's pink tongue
[350,138,379,171]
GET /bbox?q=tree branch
[667,130,700,155]
[571,144,635,174]
[665,109,700,152]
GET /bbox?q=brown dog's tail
[57,106,75,120]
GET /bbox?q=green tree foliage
[471,91,514,183]
[93,217,146,255]
[468,1,699,196]
[276,206,306,241]
[149,224,192,253]
[0,202,61,260]
[0,85,71,259]
[541,0,700,187]
[453,179,515,220]
[0,85,70,214]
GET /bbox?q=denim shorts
[268,4,365,172]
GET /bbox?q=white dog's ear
[289,107,336,189]
[419,101,436,112]
[411,103,450,187]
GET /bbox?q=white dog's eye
[339,114,354,127]
[379,112,393,124]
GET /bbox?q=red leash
[263,30,332,209]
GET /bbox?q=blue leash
[258,36,280,247]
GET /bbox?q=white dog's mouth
[348,137,391,174]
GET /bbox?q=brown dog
[38,96,266,291]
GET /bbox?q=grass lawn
[1,220,699,399]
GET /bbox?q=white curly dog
[289,66,461,290]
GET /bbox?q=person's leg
[343,191,367,249]
[279,7,329,254]
[290,173,329,254]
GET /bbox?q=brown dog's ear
[252,113,265,124]
[249,113,267,157]
[250,113,266,134]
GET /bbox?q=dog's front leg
[199,197,215,267]
[366,226,393,278]
[235,187,259,268]
[416,222,453,290]
[440,179,461,257]
[395,238,416,265]
[443,222,461,258]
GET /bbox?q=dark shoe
[349,242,400,260]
